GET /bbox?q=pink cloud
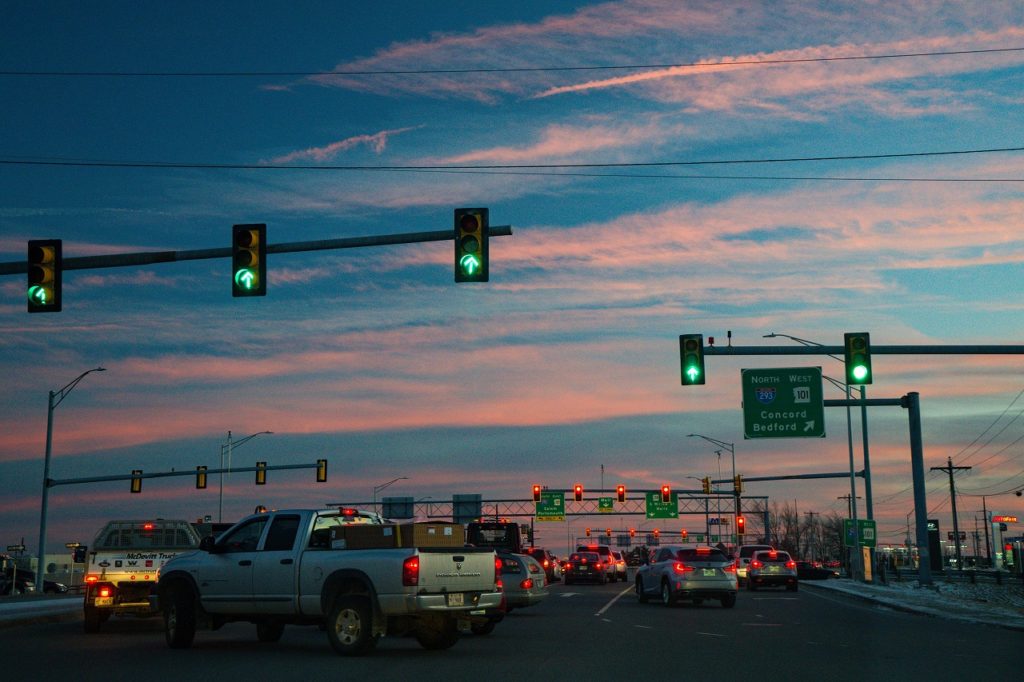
[265,126,422,165]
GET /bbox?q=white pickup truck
[153,508,502,655]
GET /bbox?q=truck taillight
[98,586,112,598]
[494,557,503,591]
[402,556,419,586]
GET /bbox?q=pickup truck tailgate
[416,549,496,593]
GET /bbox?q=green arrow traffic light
[679,334,706,385]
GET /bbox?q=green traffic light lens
[27,285,48,304]
[459,254,481,276]
[234,268,257,290]
[852,365,869,381]
[685,365,701,381]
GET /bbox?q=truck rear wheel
[326,596,378,656]
[83,605,103,633]
[164,585,197,649]
[415,617,458,650]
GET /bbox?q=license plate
[765,566,779,573]
[703,568,716,577]
[447,592,464,607]
[94,597,114,607]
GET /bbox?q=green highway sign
[742,367,825,439]
[535,491,565,521]
[645,491,679,519]
[843,518,877,548]
[598,497,615,513]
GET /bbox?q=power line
[1,145,1022,175]
[2,46,1022,78]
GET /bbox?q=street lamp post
[218,430,273,522]
[686,476,711,540]
[373,477,408,513]
[37,367,106,592]
[688,434,736,546]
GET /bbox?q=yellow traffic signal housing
[316,459,328,483]
[130,469,142,494]
[734,474,743,494]
[196,466,208,489]
[232,224,266,297]
[702,477,711,494]
[255,461,267,485]
[27,239,62,313]
[454,208,489,282]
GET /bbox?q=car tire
[83,605,103,633]
[164,585,197,649]
[636,578,648,603]
[326,596,378,656]
[721,593,736,609]
[256,620,285,642]
[470,619,496,636]
[661,581,677,607]
[415,617,459,650]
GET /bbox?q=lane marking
[594,584,636,617]
[696,631,726,637]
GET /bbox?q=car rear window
[676,548,730,562]
[570,552,600,562]
[756,551,792,562]
[739,545,772,558]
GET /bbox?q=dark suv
[525,547,561,583]
[576,544,621,581]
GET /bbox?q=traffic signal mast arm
[0,226,514,276]
[700,344,1024,356]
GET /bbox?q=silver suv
[735,544,773,583]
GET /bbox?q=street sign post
[742,367,825,439]
[535,491,565,521]
[645,492,679,519]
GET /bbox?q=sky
[1,0,1023,559]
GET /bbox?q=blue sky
[2,0,1023,556]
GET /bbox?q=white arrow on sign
[803,421,815,432]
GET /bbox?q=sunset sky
[2,1,1022,558]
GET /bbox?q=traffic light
[316,459,328,483]
[629,528,636,538]
[130,469,142,494]
[736,515,746,536]
[585,527,591,537]
[454,208,489,282]
[661,485,671,503]
[733,474,743,494]
[701,477,711,494]
[256,461,267,485]
[679,334,705,385]
[606,528,612,538]
[72,546,87,563]
[653,528,660,539]
[844,332,872,385]
[232,223,267,297]
[196,466,208,489]
[574,483,583,501]
[533,484,542,502]
[616,485,626,503]
[680,529,688,540]
[27,239,62,313]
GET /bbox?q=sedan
[498,553,549,610]
[635,545,737,608]
[563,552,609,584]
[796,561,839,580]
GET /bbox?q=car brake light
[751,560,763,569]
[565,562,573,570]
[673,562,695,574]
[341,507,357,517]
[786,560,796,570]
[495,557,503,590]
[85,574,98,583]
[543,559,549,568]
[98,586,112,598]
[402,556,420,586]
[696,546,711,554]
[768,550,778,559]
[723,561,737,573]
[520,578,533,589]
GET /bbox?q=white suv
[735,544,773,583]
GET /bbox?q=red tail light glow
[85,574,98,583]
[723,561,737,574]
[673,562,695,574]
[785,560,796,570]
[751,559,763,569]
[495,557,503,591]
[98,586,112,598]
[520,578,533,589]
[402,556,420,586]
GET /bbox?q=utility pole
[837,494,861,517]
[931,457,971,570]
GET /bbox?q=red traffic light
[585,528,591,537]
[653,528,660,538]
[681,529,688,539]
[661,485,671,503]
[532,484,542,502]
[736,515,746,535]
[629,528,636,537]
[616,484,626,502]
[574,483,583,501]
[605,528,612,537]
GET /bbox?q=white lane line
[696,631,726,637]
[594,584,636,617]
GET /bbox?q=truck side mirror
[199,536,220,553]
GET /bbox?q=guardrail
[893,567,1024,586]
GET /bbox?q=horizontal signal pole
[0,226,513,275]
[47,462,320,487]
[704,344,1024,355]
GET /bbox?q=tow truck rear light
[85,574,99,583]
[98,586,112,598]
[402,556,420,586]
[673,562,695,574]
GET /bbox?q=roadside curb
[0,597,82,629]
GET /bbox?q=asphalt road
[7,577,1020,680]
